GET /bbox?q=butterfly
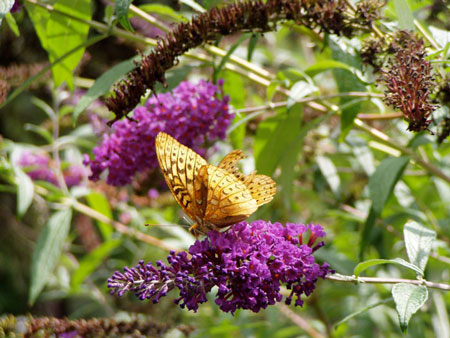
[155,132,276,236]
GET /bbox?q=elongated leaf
[14,167,34,218]
[254,107,301,176]
[354,258,423,278]
[73,57,138,123]
[329,37,367,139]
[369,156,410,214]
[5,12,19,36]
[139,4,187,22]
[404,221,436,272]
[317,155,340,197]
[24,124,54,144]
[85,192,113,240]
[247,34,259,61]
[116,0,134,32]
[305,60,352,78]
[393,0,415,31]
[179,0,205,12]
[221,71,246,149]
[392,283,428,333]
[214,35,249,81]
[287,81,317,108]
[334,298,393,329]
[29,209,73,305]
[0,0,14,25]
[46,0,91,90]
[24,2,50,49]
[71,239,121,291]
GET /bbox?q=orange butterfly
[155,132,276,236]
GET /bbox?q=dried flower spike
[380,31,437,132]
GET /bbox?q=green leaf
[5,12,19,36]
[71,239,121,291]
[393,0,415,31]
[46,0,91,90]
[179,0,206,12]
[221,71,246,149]
[24,124,54,144]
[287,81,317,108]
[24,2,50,49]
[329,37,367,139]
[334,299,393,329]
[247,34,259,61]
[404,221,436,272]
[317,155,340,197]
[14,167,34,218]
[305,60,352,78]
[369,156,410,214]
[360,206,378,259]
[29,209,73,305]
[392,283,428,333]
[139,4,187,22]
[85,191,113,240]
[213,34,248,82]
[0,0,14,25]
[354,258,424,278]
[73,57,138,123]
[116,0,134,32]
[254,108,301,176]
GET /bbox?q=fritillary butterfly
[155,132,276,236]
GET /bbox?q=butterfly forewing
[155,132,207,222]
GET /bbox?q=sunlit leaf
[0,0,14,25]
[116,0,134,32]
[393,0,415,31]
[14,167,34,218]
[354,258,423,278]
[46,0,91,89]
[71,239,121,291]
[85,191,114,240]
[29,209,73,305]
[73,57,138,123]
[392,283,428,333]
[404,221,436,272]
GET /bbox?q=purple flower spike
[108,221,333,314]
[84,80,232,186]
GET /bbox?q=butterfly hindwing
[203,165,257,227]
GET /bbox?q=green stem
[327,273,450,291]
[354,119,450,184]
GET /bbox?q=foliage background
[0,0,450,337]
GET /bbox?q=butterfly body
[155,132,276,236]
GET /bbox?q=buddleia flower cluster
[84,80,232,186]
[108,220,333,314]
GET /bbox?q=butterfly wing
[242,172,276,206]
[219,149,276,206]
[218,150,246,181]
[155,132,208,222]
[203,165,258,227]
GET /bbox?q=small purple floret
[84,80,232,186]
[108,221,333,314]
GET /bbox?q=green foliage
[1,0,450,336]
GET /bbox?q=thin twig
[277,304,326,338]
[327,274,450,291]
